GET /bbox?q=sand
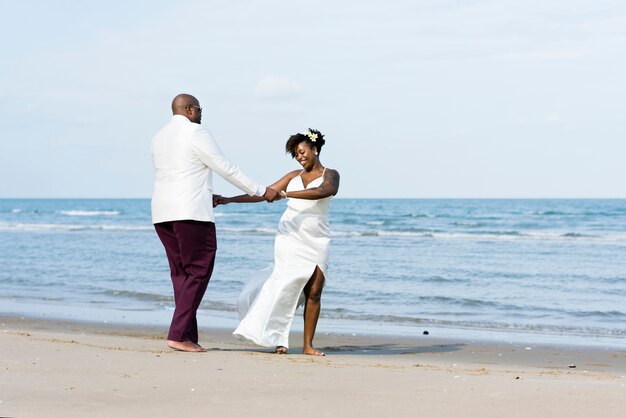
[1,315,624,418]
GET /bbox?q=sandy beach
[1,315,624,418]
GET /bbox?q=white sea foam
[5,221,621,242]
[215,212,273,218]
[219,227,277,235]
[329,229,626,242]
[0,223,84,232]
[100,225,153,231]
[453,221,483,227]
[0,223,152,232]
[60,210,121,216]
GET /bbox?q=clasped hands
[263,187,281,203]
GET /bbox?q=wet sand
[1,315,624,417]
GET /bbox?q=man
[151,93,278,352]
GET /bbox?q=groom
[151,93,278,352]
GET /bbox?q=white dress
[233,170,332,348]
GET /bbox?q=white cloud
[497,49,591,62]
[545,113,561,123]
[254,76,301,100]
[20,102,41,114]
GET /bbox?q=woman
[214,129,339,356]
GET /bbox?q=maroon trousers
[154,220,217,343]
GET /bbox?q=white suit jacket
[151,115,265,224]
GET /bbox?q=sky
[1,0,625,198]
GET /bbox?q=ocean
[1,198,624,346]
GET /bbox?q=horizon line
[1,196,625,200]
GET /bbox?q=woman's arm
[282,169,340,200]
[214,194,265,205]
[214,170,302,206]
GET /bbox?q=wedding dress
[233,169,331,348]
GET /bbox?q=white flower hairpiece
[301,130,318,142]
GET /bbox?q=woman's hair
[285,129,326,158]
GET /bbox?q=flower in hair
[302,130,318,142]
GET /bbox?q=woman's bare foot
[275,346,288,354]
[303,347,325,356]
[167,340,207,352]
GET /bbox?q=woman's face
[294,141,317,170]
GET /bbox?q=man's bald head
[171,94,202,123]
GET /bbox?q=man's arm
[192,128,266,197]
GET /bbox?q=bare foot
[303,347,325,356]
[167,340,207,352]
[275,346,288,354]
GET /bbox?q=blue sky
[1,0,625,198]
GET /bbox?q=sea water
[1,198,624,346]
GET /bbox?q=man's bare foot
[275,346,288,354]
[303,347,325,356]
[167,340,207,352]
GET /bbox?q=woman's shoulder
[323,168,340,177]
[278,169,303,185]
[285,169,303,179]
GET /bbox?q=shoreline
[3,313,625,369]
[2,314,625,417]
[2,298,625,349]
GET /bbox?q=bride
[213,129,339,356]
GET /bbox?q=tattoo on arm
[322,170,339,195]
[319,169,340,196]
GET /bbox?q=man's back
[151,115,214,224]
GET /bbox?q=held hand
[280,190,287,199]
[263,187,279,203]
[212,194,228,207]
